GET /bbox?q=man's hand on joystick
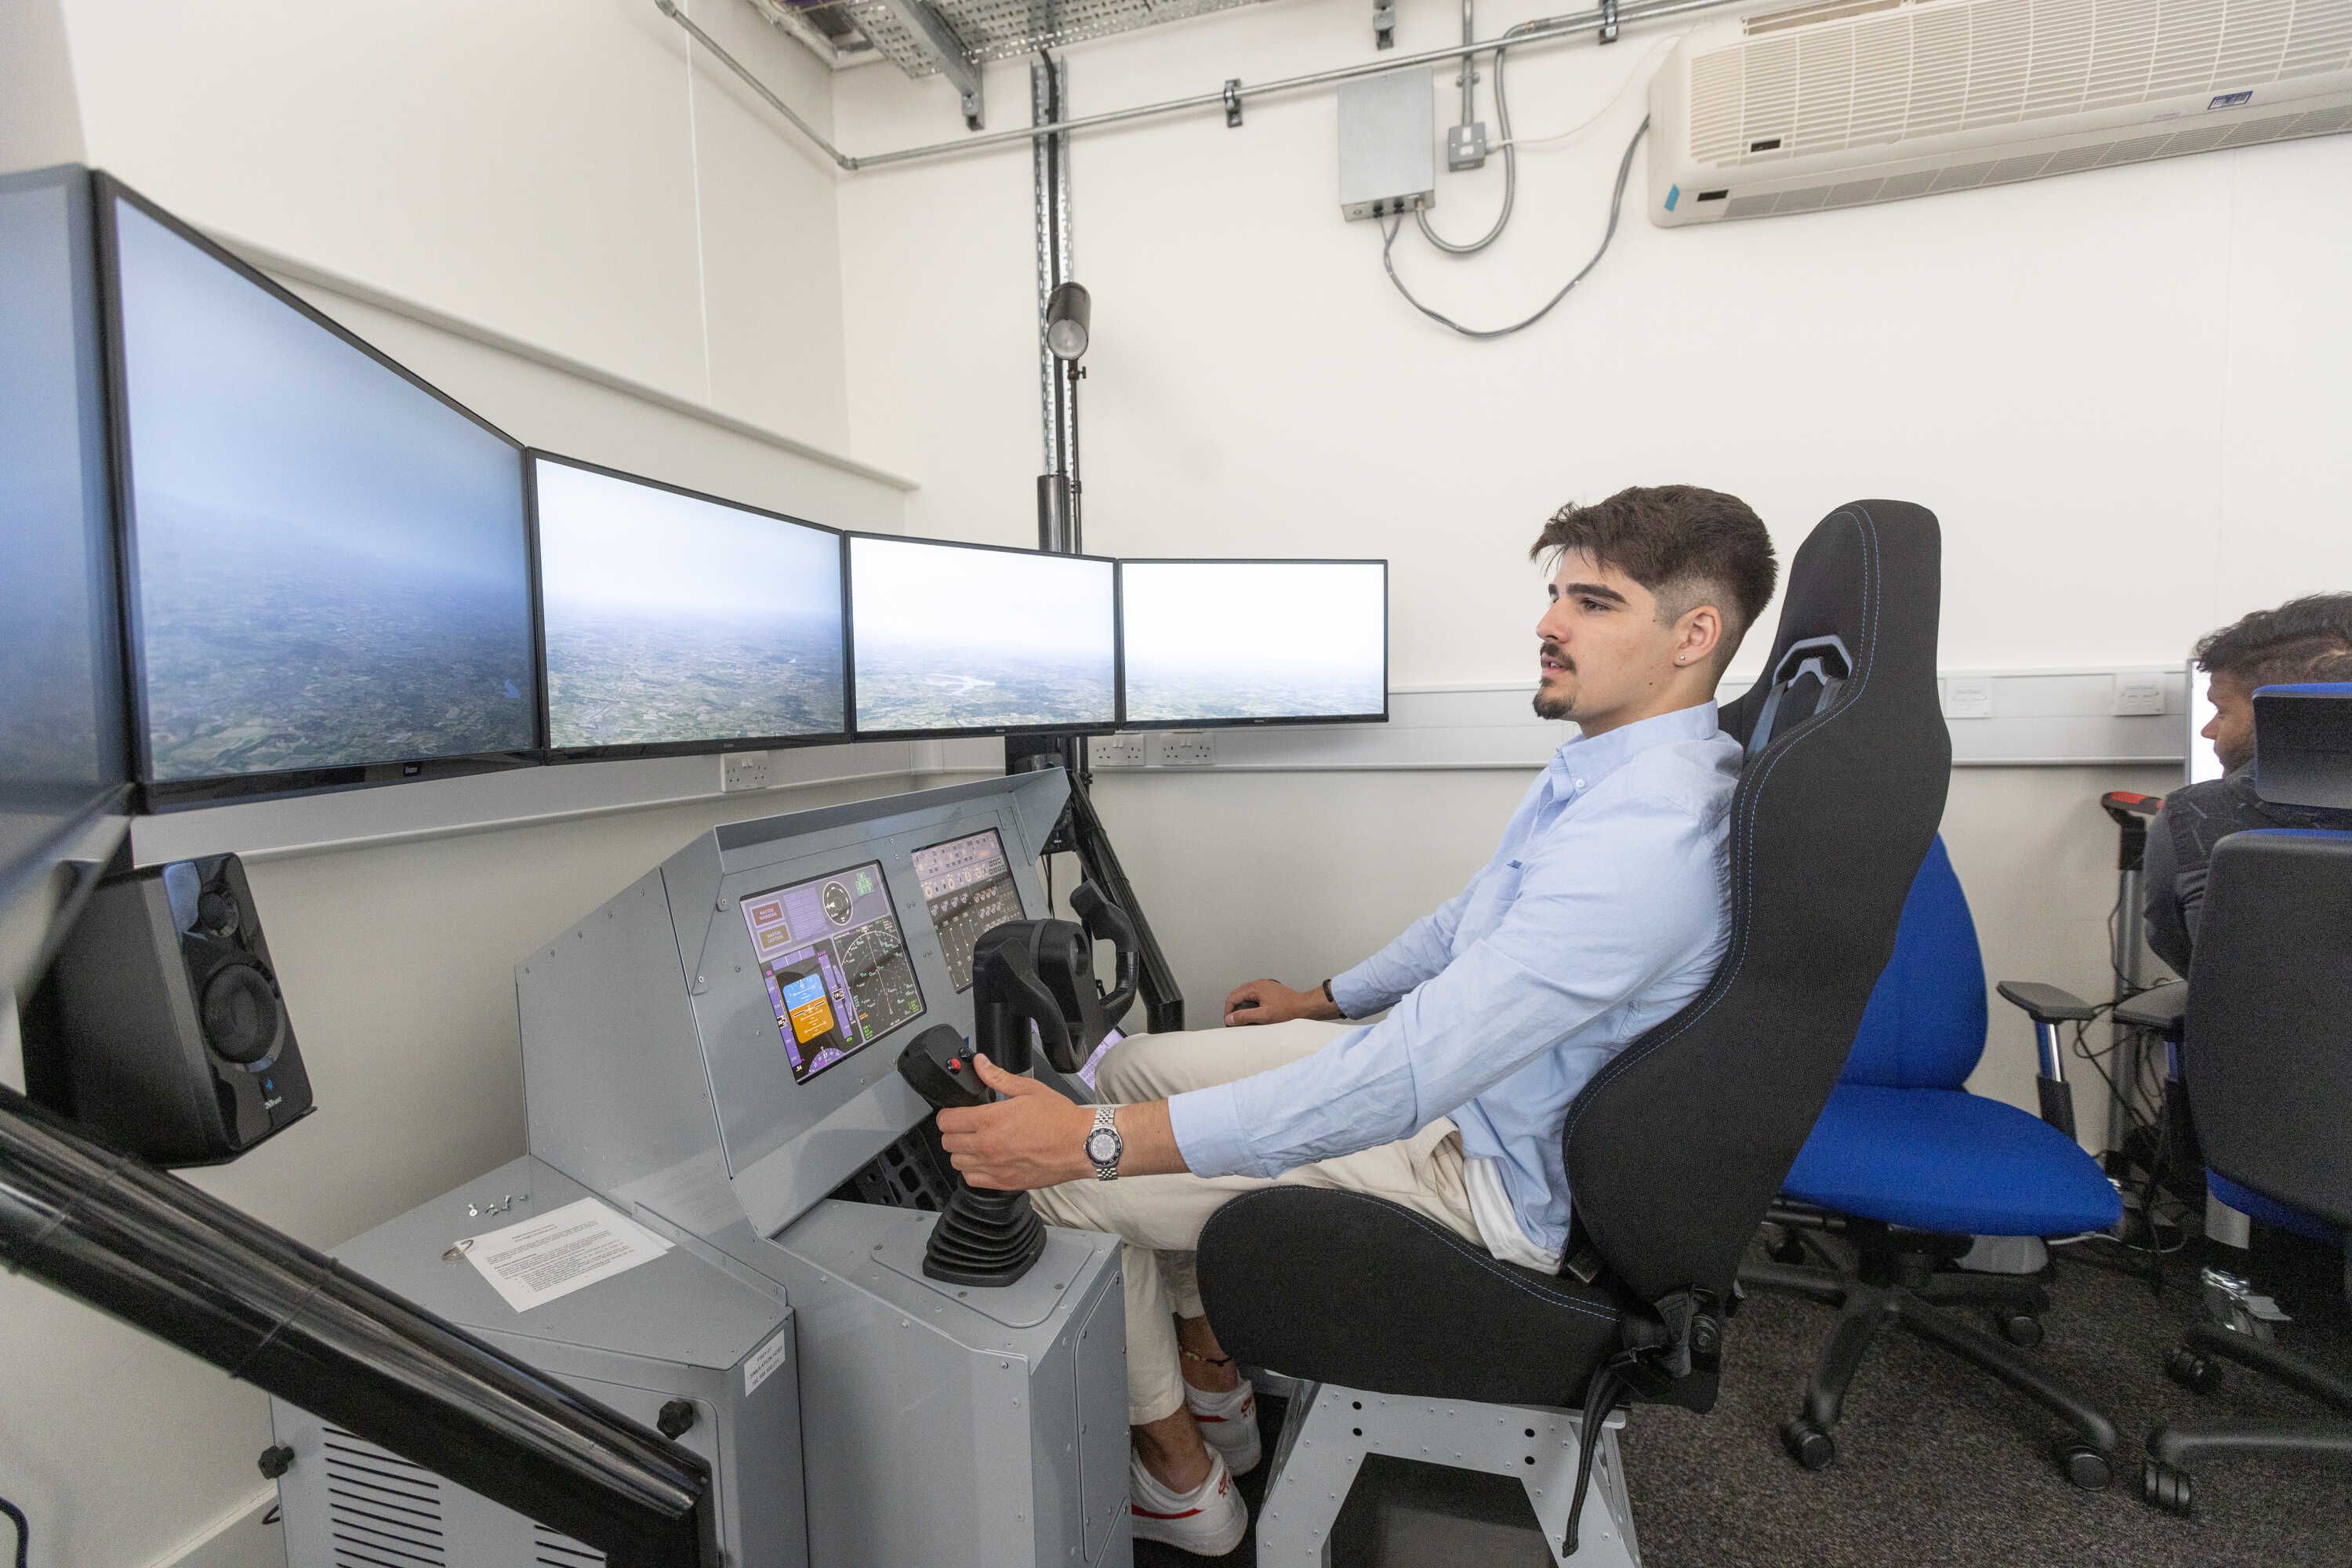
[935,1055,1096,1191]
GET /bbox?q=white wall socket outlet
[1158,732,1215,765]
[1941,677,1994,720]
[722,751,772,792]
[2113,675,2165,717]
[1091,734,1148,767]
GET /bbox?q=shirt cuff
[1167,1082,1265,1179]
[1327,964,1384,1019]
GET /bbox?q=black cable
[1380,117,1648,340]
[2,1495,27,1568]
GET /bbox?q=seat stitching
[1208,1189,1620,1323]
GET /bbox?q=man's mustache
[1539,642,1574,673]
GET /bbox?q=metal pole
[0,1084,720,1568]
[658,0,1730,172]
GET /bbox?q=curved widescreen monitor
[1118,558,1388,727]
[101,178,536,801]
[848,535,1117,737]
[532,455,847,755]
[1,166,132,978]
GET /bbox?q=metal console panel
[517,771,1069,1240]
[768,1200,1131,1568]
[270,1156,804,1568]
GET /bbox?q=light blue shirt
[1167,701,1740,1260]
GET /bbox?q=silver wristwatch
[1084,1105,1123,1181]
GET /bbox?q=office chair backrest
[2186,682,2352,1231]
[1838,836,1988,1091]
[1562,502,1950,1305]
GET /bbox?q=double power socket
[1091,732,1213,768]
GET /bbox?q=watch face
[1086,1128,1120,1164]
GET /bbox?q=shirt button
[1573,779,1585,790]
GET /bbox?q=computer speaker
[27,852,313,1165]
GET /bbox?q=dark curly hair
[1529,485,1777,673]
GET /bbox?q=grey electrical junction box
[1338,67,1436,221]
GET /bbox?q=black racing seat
[1199,500,1951,1564]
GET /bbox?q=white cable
[1379,117,1647,341]
[1491,34,1679,153]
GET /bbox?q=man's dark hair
[1529,485,1777,672]
[2194,593,2352,690]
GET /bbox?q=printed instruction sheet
[459,1196,673,1313]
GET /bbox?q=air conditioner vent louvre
[1656,0,2352,224]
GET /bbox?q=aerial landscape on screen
[1120,561,1387,724]
[851,538,1116,732]
[536,462,845,749]
[114,199,535,781]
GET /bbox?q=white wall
[57,0,854,450]
[833,0,2352,669]
[0,0,85,169]
[831,0,2352,1099]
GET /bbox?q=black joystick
[897,1022,1047,1287]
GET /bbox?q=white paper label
[743,1328,793,1398]
[459,1197,672,1314]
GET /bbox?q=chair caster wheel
[1995,1310,2045,1348]
[1780,1418,1835,1471]
[2142,1458,2194,1515]
[2165,1347,2222,1395]
[2059,1443,2112,1491]
[1766,1229,1809,1265]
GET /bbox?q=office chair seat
[1785,1083,2123,1237]
[1202,1187,1633,1410]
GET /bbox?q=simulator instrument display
[739,860,925,1083]
[534,457,847,750]
[106,187,535,785]
[912,828,1025,990]
[850,536,1116,734]
[1,169,125,882]
[1120,559,1388,724]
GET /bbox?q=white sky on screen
[851,536,1114,659]
[535,460,840,619]
[1120,561,1385,675]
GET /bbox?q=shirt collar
[1547,701,1722,796]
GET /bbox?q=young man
[938,485,1777,1555]
[2144,596,2352,975]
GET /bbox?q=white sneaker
[1130,1447,1247,1557]
[1184,1378,1261,1477]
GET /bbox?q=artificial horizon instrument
[261,769,1148,1568]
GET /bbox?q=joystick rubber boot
[923,1184,1049,1287]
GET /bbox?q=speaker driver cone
[200,962,283,1065]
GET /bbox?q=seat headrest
[2252,683,2352,812]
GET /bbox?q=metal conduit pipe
[0,1083,720,1568]
[658,0,1735,172]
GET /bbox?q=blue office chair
[1745,835,2125,1487]
[2138,682,2352,1515]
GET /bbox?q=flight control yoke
[899,881,1142,1287]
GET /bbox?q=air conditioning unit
[1647,0,2352,225]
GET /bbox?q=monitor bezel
[0,163,136,967]
[844,532,1123,741]
[528,450,854,764]
[1112,557,1392,731]
[95,173,544,811]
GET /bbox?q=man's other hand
[1221,978,1343,1027]
[936,1054,1093,1191]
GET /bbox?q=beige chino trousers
[1030,1018,1485,1425]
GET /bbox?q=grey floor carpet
[1138,1230,2352,1567]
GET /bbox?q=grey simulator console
[269,771,1132,1568]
